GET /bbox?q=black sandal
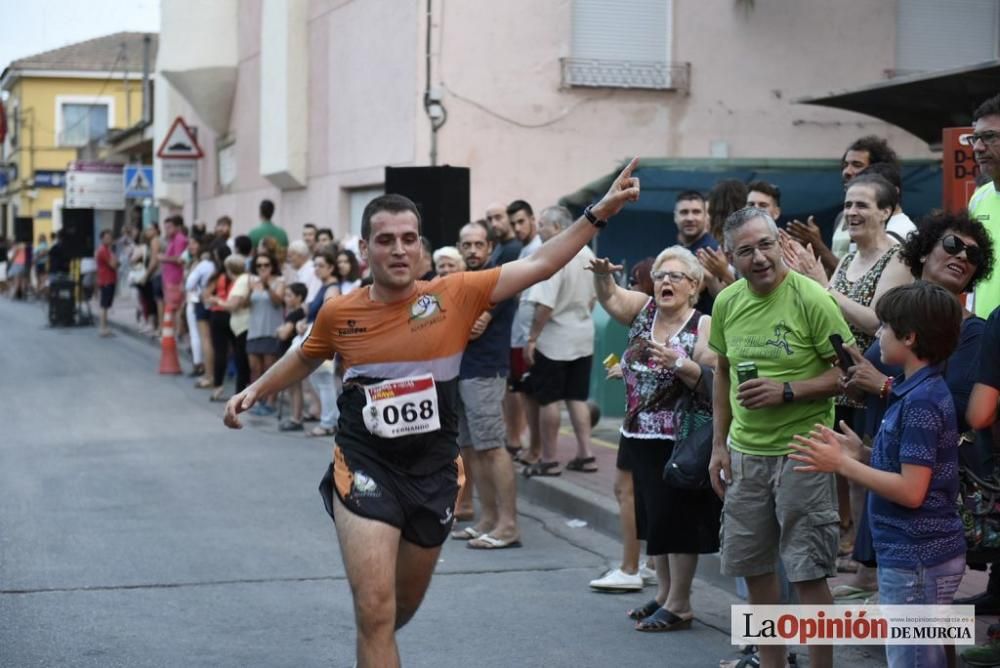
[522,461,561,478]
[635,608,693,632]
[626,599,661,621]
[565,456,598,473]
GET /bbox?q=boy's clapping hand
[788,420,864,473]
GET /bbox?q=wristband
[879,376,893,400]
[583,205,607,229]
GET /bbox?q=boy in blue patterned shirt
[789,281,965,668]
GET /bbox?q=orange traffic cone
[159,308,183,375]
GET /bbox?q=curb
[516,474,622,539]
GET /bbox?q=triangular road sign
[126,169,151,192]
[157,116,204,159]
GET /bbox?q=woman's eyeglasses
[650,270,692,283]
[940,234,982,265]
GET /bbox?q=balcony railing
[560,58,690,93]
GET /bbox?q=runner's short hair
[361,194,422,241]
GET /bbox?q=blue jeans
[877,553,966,668]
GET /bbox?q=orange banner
[942,127,979,213]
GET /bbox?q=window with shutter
[562,0,687,91]
[895,0,999,76]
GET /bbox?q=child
[276,282,308,431]
[789,281,965,668]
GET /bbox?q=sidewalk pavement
[103,292,998,656]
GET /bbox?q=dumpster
[589,303,629,419]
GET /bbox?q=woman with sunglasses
[833,210,995,599]
[245,249,286,416]
[588,246,720,632]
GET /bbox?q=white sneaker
[589,568,643,591]
[639,565,658,585]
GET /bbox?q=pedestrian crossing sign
[124,165,154,199]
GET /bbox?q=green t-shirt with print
[970,181,1000,318]
[708,269,854,456]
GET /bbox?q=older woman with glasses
[831,210,995,599]
[589,246,720,632]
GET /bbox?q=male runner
[223,159,640,667]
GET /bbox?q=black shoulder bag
[663,365,714,490]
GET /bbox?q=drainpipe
[423,0,446,166]
[141,34,152,126]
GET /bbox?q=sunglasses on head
[941,234,982,265]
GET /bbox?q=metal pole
[192,127,199,223]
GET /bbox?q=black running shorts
[319,445,461,548]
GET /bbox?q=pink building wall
[159,0,933,241]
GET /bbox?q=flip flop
[635,608,693,632]
[450,526,483,541]
[467,534,522,550]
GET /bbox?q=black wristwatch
[583,205,607,228]
[782,382,794,403]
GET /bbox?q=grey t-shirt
[248,288,285,340]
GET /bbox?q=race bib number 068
[362,374,441,439]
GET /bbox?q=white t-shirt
[886,211,916,243]
[185,258,216,304]
[510,234,544,348]
[524,245,596,361]
[296,259,323,303]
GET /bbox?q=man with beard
[220,158,640,666]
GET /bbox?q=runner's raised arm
[491,158,640,303]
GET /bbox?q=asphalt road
[0,299,887,667]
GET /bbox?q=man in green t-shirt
[248,199,290,251]
[708,207,852,668]
[970,93,1000,318]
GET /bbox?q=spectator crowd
[6,91,1000,668]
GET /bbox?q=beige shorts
[720,449,839,583]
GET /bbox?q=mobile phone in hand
[829,334,853,371]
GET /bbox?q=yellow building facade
[1,32,155,240]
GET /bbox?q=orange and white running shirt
[301,268,500,474]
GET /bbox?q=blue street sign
[34,169,65,188]
[123,165,154,199]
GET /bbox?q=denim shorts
[878,553,966,668]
